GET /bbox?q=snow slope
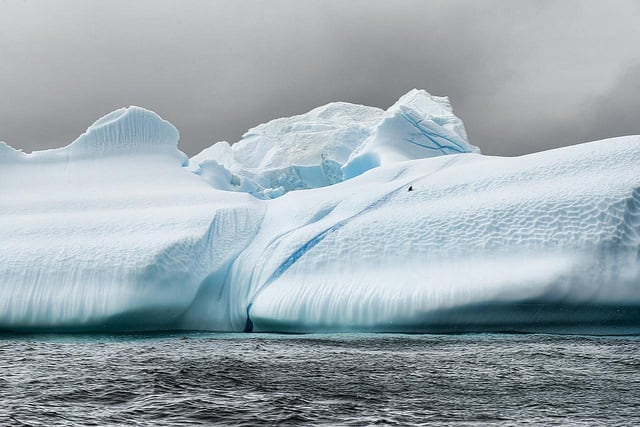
[1,91,639,333]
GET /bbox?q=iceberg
[1,90,639,334]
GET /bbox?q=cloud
[581,64,640,141]
[0,0,639,156]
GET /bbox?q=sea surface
[0,333,638,426]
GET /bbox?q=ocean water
[0,333,638,426]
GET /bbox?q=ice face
[1,90,639,334]
[68,106,187,163]
[0,107,264,331]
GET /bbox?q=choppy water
[0,333,639,426]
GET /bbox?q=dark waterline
[1,333,639,426]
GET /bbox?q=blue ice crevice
[243,157,461,331]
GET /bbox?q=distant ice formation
[1,90,639,334]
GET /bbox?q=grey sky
[1,0,639,156]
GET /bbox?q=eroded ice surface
[1,91,639,333]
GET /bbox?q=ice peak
[67,105,184,162]
[342,89,480,179]
[389,88,473,149]
[1,106,186,164]
[391,89,452,114]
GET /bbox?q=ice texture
[1,91,639,334]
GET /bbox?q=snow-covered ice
[1,90,639,333]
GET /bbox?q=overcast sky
[1,0,639,156]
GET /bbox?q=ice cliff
[1,90,639,334]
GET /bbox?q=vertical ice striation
[64,106,187,164]
[0,106,187,164]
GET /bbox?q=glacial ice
[1,90,639,334]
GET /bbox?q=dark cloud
[0,0,639,156]
[580,64,640,141]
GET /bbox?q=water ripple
[0,334,638,425]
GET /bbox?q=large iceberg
[1,90,639,334]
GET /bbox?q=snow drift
[1,90,639,334]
